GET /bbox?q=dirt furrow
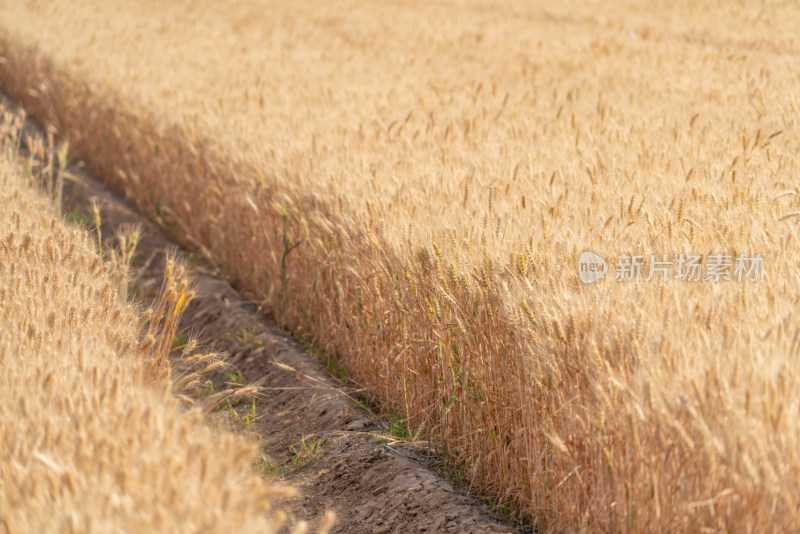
[1,88,524,534]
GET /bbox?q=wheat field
[0,106,312,531]
[1,0,800,531]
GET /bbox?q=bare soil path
[1,88,527,534]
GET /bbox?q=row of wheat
[0,100,333,532]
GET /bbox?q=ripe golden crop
[2,1,799,530]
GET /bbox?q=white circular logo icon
[578,251,607,284]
